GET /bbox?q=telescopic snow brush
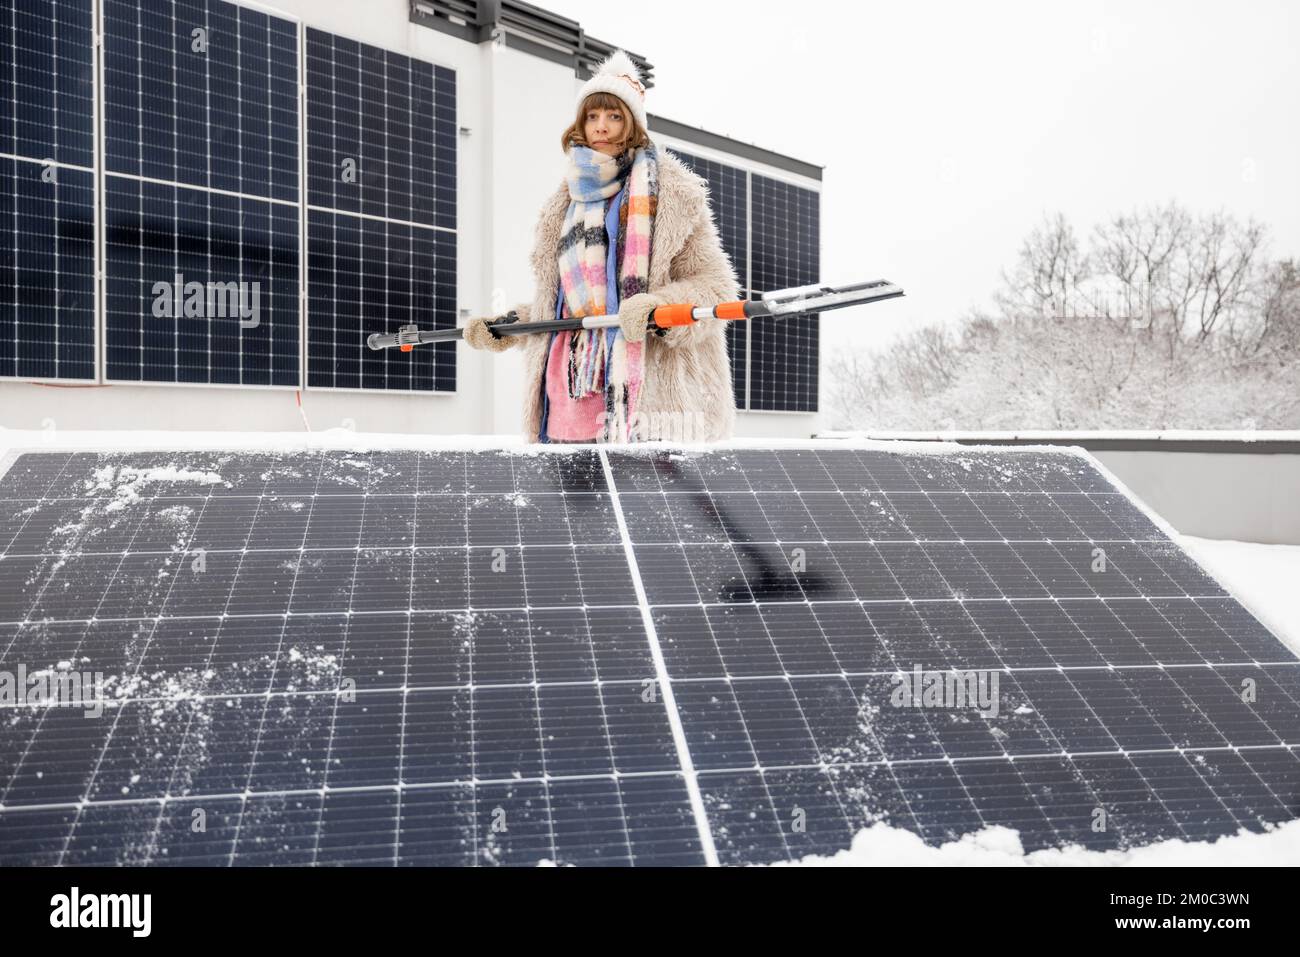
[365,279,904,351]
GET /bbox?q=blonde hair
[560,91,651,154]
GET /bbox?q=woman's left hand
[617,293,665,343]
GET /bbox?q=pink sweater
[542,332,607,440]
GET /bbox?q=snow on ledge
[819,429,1300,444]
[0,427,1098,461]
[770,819,1300,867]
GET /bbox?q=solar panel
[101,0,300,387]
[104,174,299,386]
[1,0,95,169]
[748,173,819,412]
[304,29,457,392]
[669,149,749,410]
[0,158,96,381]
[103,0,298,200]
[0,448,706,865]
[1,444,1296,866]
[607,447,1300,862]
[668,151,747,282]
[305,208,455,392]
[0,0,96,382]
[664,150,821,413]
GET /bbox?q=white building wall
[1094,449,1300,545]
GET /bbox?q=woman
[462,50,738,444]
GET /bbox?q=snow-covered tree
[828,204,1300,430]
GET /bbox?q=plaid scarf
[557,141,658,441]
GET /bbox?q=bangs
[581,92,628,114]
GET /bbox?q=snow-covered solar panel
[0,444,1296,866]
[607,447,1300,861]
[0,449,703,864]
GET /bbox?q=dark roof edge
[648,113,823,182]
[409,0,656,87]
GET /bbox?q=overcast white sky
[548,0,1300,356]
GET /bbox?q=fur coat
[509,148,739,442]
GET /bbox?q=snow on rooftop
[773,818,1300,867]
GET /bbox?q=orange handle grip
[652,300,750,327]
[652,303,697,327]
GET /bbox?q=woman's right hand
[462,314,519,353]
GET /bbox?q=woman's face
[584,103,627,157]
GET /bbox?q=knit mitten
[617,292,665,344]
[462,315,518,352]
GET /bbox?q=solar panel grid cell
[0,158,96,380]
[103,175,300,384]
[305,208,454,391]
[3,0,95,169]
[103,0,298,201]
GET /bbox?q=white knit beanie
[575,49,649,137]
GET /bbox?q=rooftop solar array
[1,0,97,382]
[671,149,820,414]
[0,444,1296,866]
